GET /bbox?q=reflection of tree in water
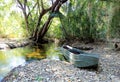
[26,48,46,60]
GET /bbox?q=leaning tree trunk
[17,0,68,43]
[35,0,68,42]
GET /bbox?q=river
[0,43,64,81]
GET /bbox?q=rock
[0,44,9,49]
[0,39,30,50]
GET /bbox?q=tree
[0,0,25,38]
[17,0,68,43]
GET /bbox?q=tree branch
[17,0,30,34]
[27,2,37,17]
[37,0,41,14]
[41,0,44,10]
[51,0,60,12]
[17,0,24,10]
[36,0,68,41]
[24,0,27,12]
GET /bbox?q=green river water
[0,43,64,81]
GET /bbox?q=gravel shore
[2,59,120,82]
[1,42,120,82]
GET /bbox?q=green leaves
[58,0,109,40]
[0,0,27,38]
[109,2,120,38]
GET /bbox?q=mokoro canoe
[61,45,99,67]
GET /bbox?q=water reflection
[0,43,64,81]
[0,46,33,81]
[26,49,45,59]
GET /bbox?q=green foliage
[47,18,63,39]
[109,2,120,38]
[0,0,119,40]
[17,0,51,38]
[59,0,107,40]
[0,1,27,38]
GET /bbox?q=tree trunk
[35,0,68,42]
[17,0,68,43]
[36,17,53,42]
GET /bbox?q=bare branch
[41,0,44,10]
[17,0,24,10]
[17,0,30,34]
[35,0,66,36]
[55,0,68,11]
[24,0,27,12]
[33,6,52,38]
[51,0,59,12]
[27,6,33,20]
[27,2,37,17]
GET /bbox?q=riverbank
[1,42,120,82]
[0,38,31,50]
[2,59,119,82]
